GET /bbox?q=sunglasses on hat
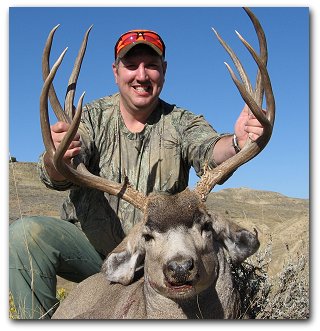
[114,30,165,60]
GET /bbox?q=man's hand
[43,121,82,182]
[50,121,82,164]
[234,104,264,149]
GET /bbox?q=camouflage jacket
[38,93,229,256]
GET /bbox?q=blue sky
[8,6,310,199]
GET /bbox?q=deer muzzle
[164,256,198,287]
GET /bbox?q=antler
[195,7,275,201]
[40,25,147,211]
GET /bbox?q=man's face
[113,47,167,114]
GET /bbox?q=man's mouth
[132,85,152,94]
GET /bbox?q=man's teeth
[134,86,149,92]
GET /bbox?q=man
[9,30,263,319]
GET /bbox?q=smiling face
[113,45,167,117]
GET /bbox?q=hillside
[9,162,309,293]
[205,187,309,275]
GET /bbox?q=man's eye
[147,64,159,69]
[125,64,137,70]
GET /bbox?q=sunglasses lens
[115,31,165,59]
[142,33,164,52]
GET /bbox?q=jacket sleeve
[178,110,233,183]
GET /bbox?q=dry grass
[9,293,19,319]
[232,237,309,319]
[9,288,68,319]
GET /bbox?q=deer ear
[222,227,260,264]
[101,222,146,285]
[211,214,260,264]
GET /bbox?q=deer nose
[164,256,198,285]
[167,258,194,276]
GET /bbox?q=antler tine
[40,47,68,157]
[212,7,268,108]
[234,29,274,126]
[194,7,275,201]
[42,24,69,123]
[53,92,85,165]
[223,46,271,129]
[243,7,268,105]
[212,27,253,96]
[40,26,147,212]
[64,25,93,120]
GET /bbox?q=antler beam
[195,7,275,201]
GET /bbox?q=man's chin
[131,98,159,112]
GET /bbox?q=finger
[249,108,267,120]
[51,124,81,142]
[245,126,263,137]
[61,149,81,165]
[68,140,82,149]
[63,147,82,159]
[51,131,77,143]
[248,132,260,141]
[54,136,82,150]
[246,118,263,127]
[51,121,70,133]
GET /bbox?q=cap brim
[117,40,163,59]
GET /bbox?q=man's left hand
[234,104,264,149]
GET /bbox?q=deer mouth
[163,275,199,296]
[161,264,200,296]
[165,279,194,291]
[146,275,198,299]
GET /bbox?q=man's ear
[101,221,145,285]
[211,213,260,264]
[162,60,167,75]
[112,62,119,84]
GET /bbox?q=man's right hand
[43,121,82,181]
[51,121,82,164]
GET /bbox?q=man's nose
[136,64,149,81]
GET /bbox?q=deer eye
[201,222,212,236]
[142,233,154,242]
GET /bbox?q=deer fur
[52,189,259,319]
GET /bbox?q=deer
[40,7,275,319]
